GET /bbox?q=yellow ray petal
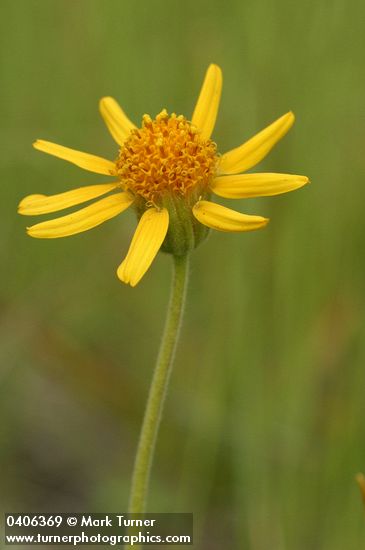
[27,192,134,238]
[191,64,222,140]
[33,140,115,175]
[117,208,169,287]
[212,173,309,199]
[193,200,268,232]
[219,112,295,175]
[99,97,136,146]
[18,183,119,215]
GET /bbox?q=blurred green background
[1,0,365,548]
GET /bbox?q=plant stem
[127,254,189,518]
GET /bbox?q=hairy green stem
[127,255,189,525]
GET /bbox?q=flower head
[19,64,309,286]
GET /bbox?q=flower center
[116,110,218,203]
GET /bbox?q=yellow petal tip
[26,226,36,237]
[284,111,295,127]
[116,264,137,287]
[284,111,295,124]
[295,175,310,188]
[209,62,222,73]
[254,215,270,228]
[116,264,127,284]
[17,199,27,214]
[18,193,43,210]
[99,96,112,108]
[26,224,44,238]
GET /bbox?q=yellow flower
[19,64,308,286]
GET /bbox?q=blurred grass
[1,0,365,548]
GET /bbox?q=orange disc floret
[116,110,218,203]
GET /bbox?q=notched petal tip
[116,262,137,287]
[26,226,37,237]
[18,194,44,214]
[26,224,45,239]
